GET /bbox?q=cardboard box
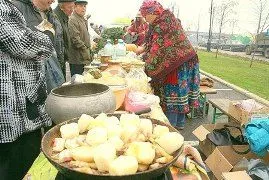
[228,101,269,125]
[192,123,241,157]
[205,145,269,180]
[222,171,252,180]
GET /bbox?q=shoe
[175,126,184,130]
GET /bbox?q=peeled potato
[76,135,87,146]
[153,125,169,138]
[121,125,138,143]
[139,119,153,138]
[87,113,107,130]
[94,143,116,172]
[71,146,95,163]
[104,116,120,127]
[108,136,124,151]
[106,125,122,138]
[155,132,184,155]
[120,114,140,127]
[109,156,138,175]
[52,138,65,152]
[126,142,155,165]
[60,123,79,139]
[138,164,149,172]
[58,149,73,163]
[86,127,107,146]
[78,114,94,133]
[65,138,80,149]
[74,167,93,174]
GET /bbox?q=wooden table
[208,98,239,124]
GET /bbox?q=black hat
[58,0,75,3]
[74,0,88,4]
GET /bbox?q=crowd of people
[0,0,200,179]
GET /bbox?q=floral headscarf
[139,0,164,17]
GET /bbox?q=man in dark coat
[54,0,75,79]
[68,0,92,76]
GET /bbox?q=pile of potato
[52,113,184,176]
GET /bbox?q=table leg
[202,94,207,117]
[212,106,217,124]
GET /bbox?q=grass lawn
[197,50,269,100]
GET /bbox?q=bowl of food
[109,85,128,110]
[100,56,112,64]
[41,113,184,180]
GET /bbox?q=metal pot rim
[50,83,111,98]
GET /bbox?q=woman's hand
[135,46,145,55]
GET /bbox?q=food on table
[126,142,155,165]
[153,125,169,138]
[52,138,65,152]
[93,143,116,172]
[109,155,138,175]
[78,114,94,133]
[51,113,184,176]
[86,127,107,146]
[60,123,80,139]
[139,118,153,139]
[71,146,95,163]
[155,132,184,155]
[65,138,80,149]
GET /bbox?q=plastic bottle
[103,39,114,56]
[115,39,127,57]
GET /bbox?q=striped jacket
[0,0,53,143]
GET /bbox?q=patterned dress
[143,10,200,118]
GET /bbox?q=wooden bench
[200,86,217,116]
[208,98,239,124]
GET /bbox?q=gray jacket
[68,13,92,64]
[0,0,53,143]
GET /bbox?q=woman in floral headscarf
[139,0,200,129]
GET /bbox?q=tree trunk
[215,12,224,59]
[207,0,214,52]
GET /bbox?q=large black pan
[41,114,183,180]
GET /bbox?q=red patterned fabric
[141,8,197,82]
[127,21,149,46]
[140,0,164,17]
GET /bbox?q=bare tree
[250,0,269,67]
[215,0,238,58]
[230,18,238,36]
[207,1,217,52]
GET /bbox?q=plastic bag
[45,51,65,92]
[125,68,152,93]
[124,91,160,113]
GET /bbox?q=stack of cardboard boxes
[193,100,269,180]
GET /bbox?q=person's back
[0,0,53,179]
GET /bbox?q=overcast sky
[53,0,269,35]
